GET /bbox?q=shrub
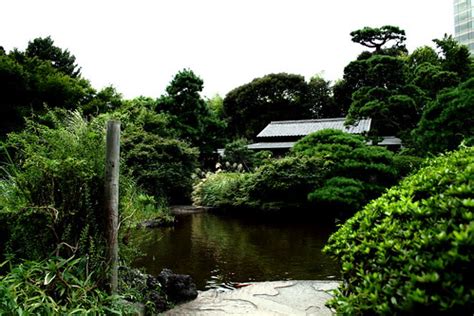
[293,129,398,215]
[192,156,326,210]
[192,172,253,208]
[0,111,168,266]
[323,146,474,314]
[308,177,365,212]
[291,129,365,157]
[0,112,108,264]
[248,156,327,209]
[392,154,424,177]
[412,78,474,155]
[123,130,199,204]
[193,130,400,215]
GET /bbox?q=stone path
[165,280,340,315]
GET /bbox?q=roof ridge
[269,117,346,124]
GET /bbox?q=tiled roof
[256,118,372,138]
[247,142,296,150]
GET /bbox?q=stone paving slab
[165,280,340,315]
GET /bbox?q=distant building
[245,117,401,155]
[454,0,474,54]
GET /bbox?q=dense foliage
[412,78,474,154]
[0,38,123,137]
[292,129,398,214]
[192,172,253,208]
[123,131,198,204]
[341,27,472,143]
[324,147,474,314]
[222,73,342,139]
[246,156,327,210]
[220,138,272,172]
[0,111,167,263]
[156,69,226,166]
[0,110,174,313]
[194,130,404,216]
[1,112,109,262]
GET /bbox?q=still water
[132,212,340,290]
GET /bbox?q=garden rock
[158,268,198,303]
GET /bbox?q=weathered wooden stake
[105,120,120,293]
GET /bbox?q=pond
[131,211,341,290]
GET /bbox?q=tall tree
[81,86,123,116]
[157,69,226,164]
[350,25,406,53]
[342,26,439,139]
[206,94,224,118]
[433,34,472,81]
[26,36,81,78]
[412,78,474,155]
[0,39,95,136]
[307,75,344,118]
[406,46,441,72]
[223,73,312,139]
[0,55,29,135]
[342,52,422,137]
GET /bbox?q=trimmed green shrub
[291,129,366,157]
[308,177,365,211]
[324,146,474,314]
[247,156,327,209]
[293,129,398,215]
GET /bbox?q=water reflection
[132,212,340,290]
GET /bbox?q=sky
[1,0,454,100]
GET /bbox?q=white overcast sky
[1,0,454,99]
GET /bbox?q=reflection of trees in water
[132,213,340,289]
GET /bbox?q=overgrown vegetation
[0,110,170,313]
[323,146,474,314]
[0,110,169,261]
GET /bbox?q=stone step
[165,280,340,315]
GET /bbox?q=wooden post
[105,120,120,293]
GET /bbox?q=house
[246,117,401,155]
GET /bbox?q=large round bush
[324,146,474,314]
[292,129,398,215]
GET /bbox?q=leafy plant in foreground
[324,146,474,314]
[0,257,128,314]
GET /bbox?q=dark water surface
[131,212,340,290]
